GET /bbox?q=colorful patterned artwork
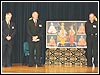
[46,21,87,48]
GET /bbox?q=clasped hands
[32,36,40,42]
[6,35,11,41]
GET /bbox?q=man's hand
[95,33,97,36]
[32,36,38,42]
[6,35,11,41]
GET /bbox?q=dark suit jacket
[27,19,43,41]
[85,20,98,36]
[2,20,16,42]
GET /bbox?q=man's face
[89,13,95,22]
[32,12,38,20]
[5,13,12,21]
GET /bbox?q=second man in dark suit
[85,13,98,67]
[27,11,43,67]
[2,11,16,67]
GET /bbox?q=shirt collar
[33,19,37,23]
[6,20,10,25]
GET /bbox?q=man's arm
[85,22,90,35]
[95,22,98,35]
[2,31,7,39]
[38,21,43,40]
[2,21,8,38]
[26,21,33,37]
[11,23,16,38]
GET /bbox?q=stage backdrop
[2,2,98,64]
[46,21,87,48]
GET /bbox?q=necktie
[34,21,37,26]
[8,23,10,29]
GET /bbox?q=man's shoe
[7,64,12,67]
[28,64,36,67]
[2,65,6,67]
[95,65,98,67]
[33,64,36,67]
[37,64,43,67]
[87,65,93,67]
[28,65,33,67]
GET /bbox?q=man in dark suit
[27,11,43,67]
[2,11,16,67]
[85,13,98,67]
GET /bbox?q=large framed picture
[46,21,87,48]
